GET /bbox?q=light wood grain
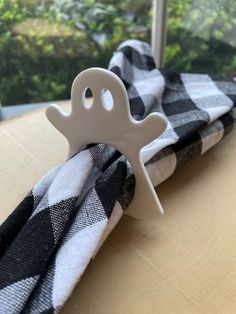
[1,104,236,313]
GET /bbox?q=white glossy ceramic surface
[46,68,167,219]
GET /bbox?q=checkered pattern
[0,39,236,313]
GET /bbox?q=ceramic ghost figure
[46,68,167,219]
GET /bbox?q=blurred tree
[0,0,151,105]
[166,0,236,74]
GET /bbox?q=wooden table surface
[1,102,236,313]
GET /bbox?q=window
[0,0,151,106]
[165,0,236,75]
[1,0,235,108]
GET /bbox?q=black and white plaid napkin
[0,39,236,313]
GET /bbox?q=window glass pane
[0,0,151,106]
[165,0,236,75]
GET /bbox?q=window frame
[151,0,168,67]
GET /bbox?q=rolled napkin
[0,39,236,313]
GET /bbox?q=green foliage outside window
[166,0,236,74]
[0,0,236,106]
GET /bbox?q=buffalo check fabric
[1,39,236,313]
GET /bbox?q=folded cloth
[0,39,236,313]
